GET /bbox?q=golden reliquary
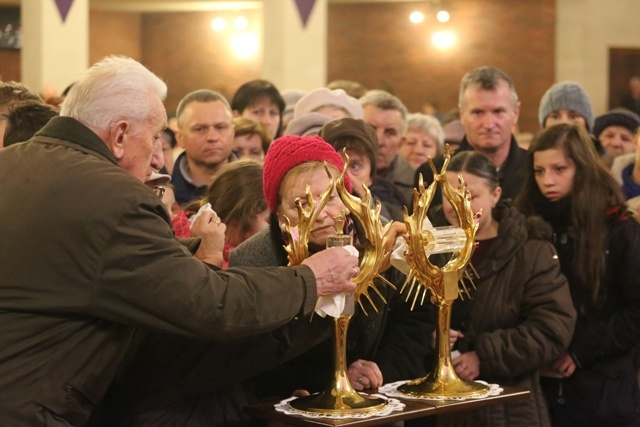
[280,156,395,415]
[398,146,489,399]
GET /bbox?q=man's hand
[302,247,358,296]
[191,210,226,267]
[347,359,383,391]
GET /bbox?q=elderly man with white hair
[0,56,359,426]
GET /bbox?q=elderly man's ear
[108,121,130,160]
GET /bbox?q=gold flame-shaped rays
[397,145,489,399]
[335,149,395,315]
[401,146,480,308]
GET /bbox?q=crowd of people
[1,56,640,427]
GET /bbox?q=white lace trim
[274,393,405,419]
[379,380,503,401]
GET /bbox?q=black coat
[538,206,640,426]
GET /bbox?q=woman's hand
[452,351,480,381]
[552,351,577,378]
[347,359,383,391]
[431,329,465,349]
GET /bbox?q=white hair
[60,56,167,132]
[406,113,445,154]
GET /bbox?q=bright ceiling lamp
[211,17,226,32]
[410,11,425,24]
[231,33,259,59]
[432,30,456,49]
[436,10,450,23]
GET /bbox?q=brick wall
[5,1,554,132]
[141,10,262,115]
[327,0,555,132]
[90,11,141,66]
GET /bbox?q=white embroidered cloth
[379,380,503,401]
[274,393,405,419]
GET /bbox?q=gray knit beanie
[538,82,594,130]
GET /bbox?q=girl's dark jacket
[433,203,576,427]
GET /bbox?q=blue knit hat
[539,82,594,130]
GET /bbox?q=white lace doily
[274,393,405,419]
[379,380,503,401]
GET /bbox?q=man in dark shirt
[415,66,527,211]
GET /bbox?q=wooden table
[245,386,530,427]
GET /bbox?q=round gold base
[289,390,388,414]
[398,376,490,400]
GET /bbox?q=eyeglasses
[153,186,166,199]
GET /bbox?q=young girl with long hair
[434,151,575,427]
[516,123,640,426]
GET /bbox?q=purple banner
[294,0,316,28]
[54,0,74,23]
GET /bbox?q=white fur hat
[294,87,363,120]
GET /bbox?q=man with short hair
[0,56,358,425]
[3,99,59,147]
[172,89,236,205]
[0,81,42,147]
[360,89,415,206]
[415,66,527,207]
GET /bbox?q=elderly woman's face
[278,166,346,247]
[400,128,439,170]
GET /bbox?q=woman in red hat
[229,134,429,402]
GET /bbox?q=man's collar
[178,151,240,187]
[35,116,118,165]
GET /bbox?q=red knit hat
[263,134,352,212]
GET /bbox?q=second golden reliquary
[397,147,489,399]
[280,158,395,415]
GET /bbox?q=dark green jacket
[0,117,319,426]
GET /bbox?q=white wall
[556,0,640,115]
[21,0,89,94]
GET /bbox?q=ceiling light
[234,16,248,30]
[436,10,450,23]
[432,30,456,49]
[410,11,425,24]
[232,33,259,59]
[211,17,226,31]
